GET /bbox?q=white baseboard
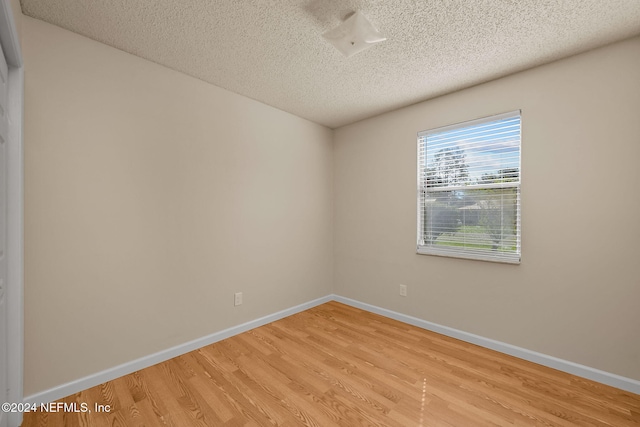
[23,295,333,405]
[332,295,640,395]
[24,293,639,405]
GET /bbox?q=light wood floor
[22,301,640,426]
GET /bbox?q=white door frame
[0,1,23,427]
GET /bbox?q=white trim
[332,295,640,395]
[0,1,23,426]
[0,0,22,67]
[23,295,332,405]
[24,293,640,406]
[5,66,23,427]
[416,246,521,264]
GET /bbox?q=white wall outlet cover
[399,285,407,296]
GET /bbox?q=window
[417,111,521,264]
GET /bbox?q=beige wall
[23,16,333,396]
[334,36,640,381]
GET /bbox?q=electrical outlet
[399,284,407,297]
[234,292,243,306]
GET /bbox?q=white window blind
[417,111,521,264]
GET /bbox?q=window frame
[416,110,522,264]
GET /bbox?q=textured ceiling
[19,0,640,128]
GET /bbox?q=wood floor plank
[22,301,640,426]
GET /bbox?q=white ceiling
[19,0,640,128]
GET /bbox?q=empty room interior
[2,0,640,426]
